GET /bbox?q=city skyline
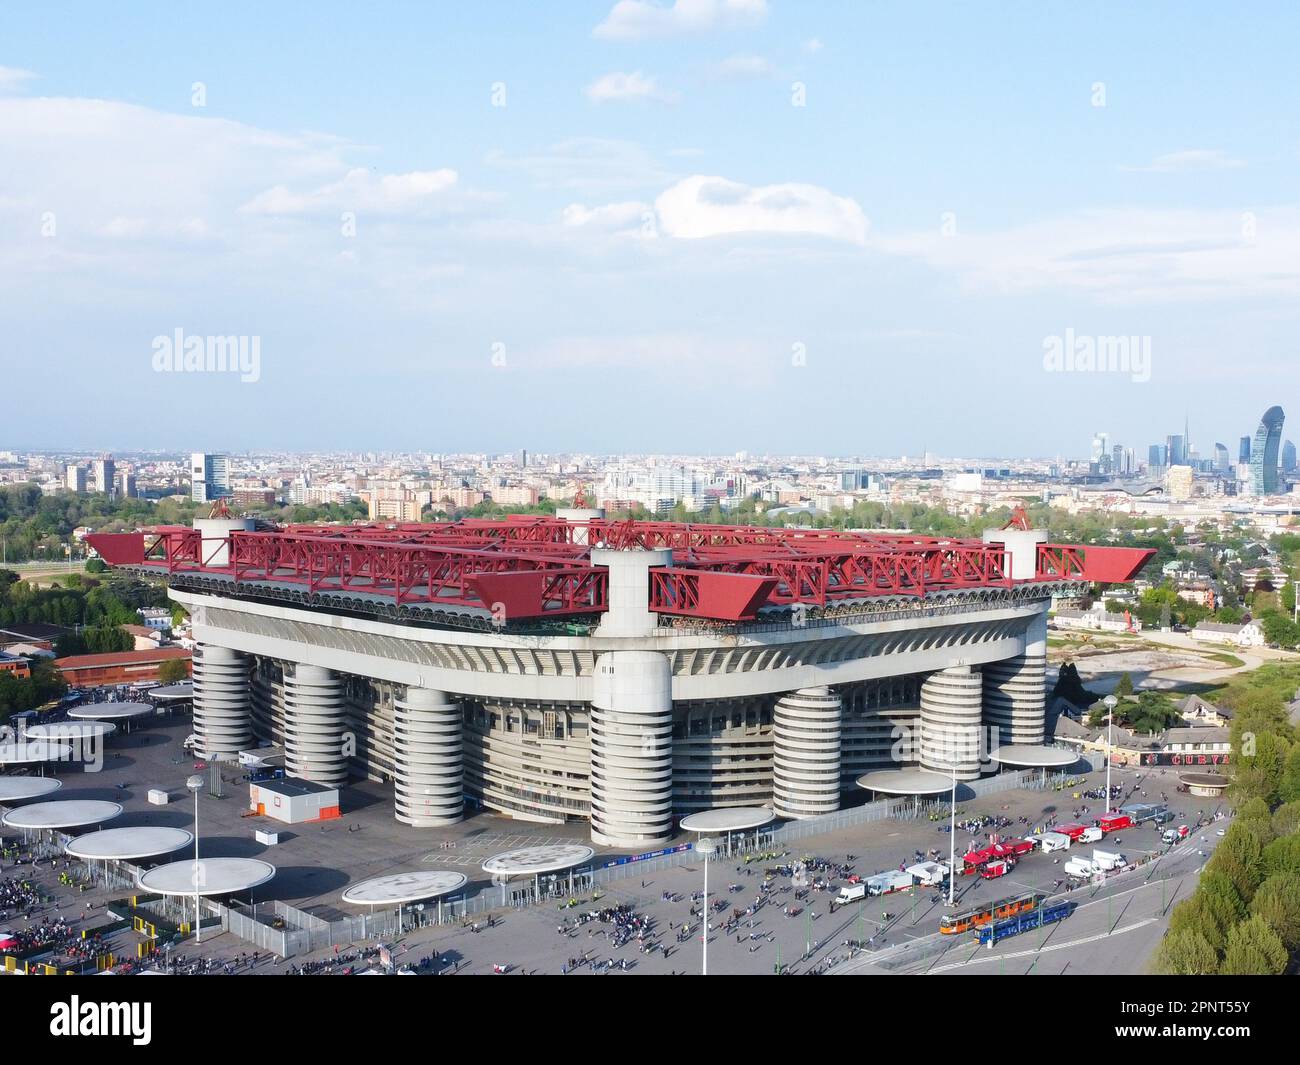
[3,1,1298,453]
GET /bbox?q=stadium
[86,513,1151,849]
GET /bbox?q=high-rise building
[1214,443,1230,474]
[190,453,231,502]
[115,471,137,499]
[1148,444,1167,470]
[1284,440,1297,474]
[1166,434,1185,467]
[91,456,115,499]
[65,464,87,493]
[1239,436,1252,463]
[1111,444,1124,476]
[1249,406,1285,495]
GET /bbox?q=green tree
[1262,834,1300,880]
[1209,826,1266,903]
[1152,928,1219,975]
[1272,800,1300,838]
[1250,873,1300,951]
[1219,915,1288,975]
[1115,672,1134,697]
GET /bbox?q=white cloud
[594,0,767,41]
[802,38,823,54]
[706,54,776,80]
[584,71,678,104]
[1119,149,1246,173]
[0,66,35,93]
[241,167,458,215]
[875,208,1300,302]
[562,201,651,229]
[485,137,677,193]
[654,175,869,244]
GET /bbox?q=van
[1078,826,1103,844]
[836,883,866,905]
[1161,829,1179,845]
[1039,832,1071,853]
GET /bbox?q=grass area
[1196,661,1300,708]
[1198,651,1247,669]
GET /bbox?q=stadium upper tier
[85,517,1152,623]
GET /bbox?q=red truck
[961,846,998,873]
[1097,813,1133,833]
[979,858,1016,879]
[991,839,1035,858]
[1054,823,1089,841]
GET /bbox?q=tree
[85,558,107,573]
[157,659,190,685]
[1219,915,1288,975]
[1250,873,1300,951]
[1115,672,1134,697]
[1209,826,1266,903]
[1263,833,1300,881]
[1168,894,1233,954]
[1272,800,1300,838]
[1152,928,1219,975]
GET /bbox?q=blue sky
[2,1,1298,457]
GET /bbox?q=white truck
[1039,831,1072,854]
[1078,826,1104,844]
[836,882,867,905]
[1092,849,1126,871]
[905,860,950,887]
[866,869,914,897]
[1064,857,1098,879]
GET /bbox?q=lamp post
[1103,695,1118,815]
[948,762,958,906]
[186,774,203,942]
[697,837,717,976]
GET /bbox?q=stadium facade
[89,515,1150,848]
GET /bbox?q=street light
[1103,695,1118,815]
[697,837,717,976]
[186,773,204,942]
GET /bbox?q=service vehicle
[866,869,914,897]
[905,860,950,887]
[1092,848,1126,871]
[1038,831,1072,853]
[1097,813,1133,833]
[1077,826,1104,844]
[991,839,1035,858]
[836,883,867,904]
[1054,823,1089,841]
[979,858,1015,880]
[1064,857,1098,879]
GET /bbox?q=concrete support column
[191,644,251,759]
[919,665,984,780]
[589,651,673,848]
[983,612,1048,745]
[393,687,463,826]
[772,686,842,819]
[284,663,347,786]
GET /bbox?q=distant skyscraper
[1249,406,1285,495]
[1284,440,1297,474]
[1214,443,1230,475]
[1166,434,1185,467]
[1111,444,1124,475]
[92,456,115,498]
[65,464,87,493]
[1239,436,1251,463]
[1148,444,1167,470]
[190,452,230,502]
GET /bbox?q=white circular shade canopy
[68,702,154,721]
[25,721,117,742]
[0,776,63,802]
[341,871,468,906]
[0,741,73,765]
[138,858,276,896]
[989,745,1078,769]
[679,807,775,833]
[148,683,194,701]
[65,826,193,861]
[2,800,123,830]
[856,768,958,796]
[482,844,595,876]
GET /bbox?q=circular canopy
[342,871,468,906]
[148,683,194,702]
[25,721,117,742]
[2,799,123,829]
[68,702,154,721]
[482,844,595,876]
[856,768,957,796]
[138,858,276,896]
[1179,772,1229,787]
[66,827,193,861]
[0,741,72,765]
[990,745,1078,769]
[679,807,775,833]
[0,776,63,802]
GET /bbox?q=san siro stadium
[88,513,1150,848]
